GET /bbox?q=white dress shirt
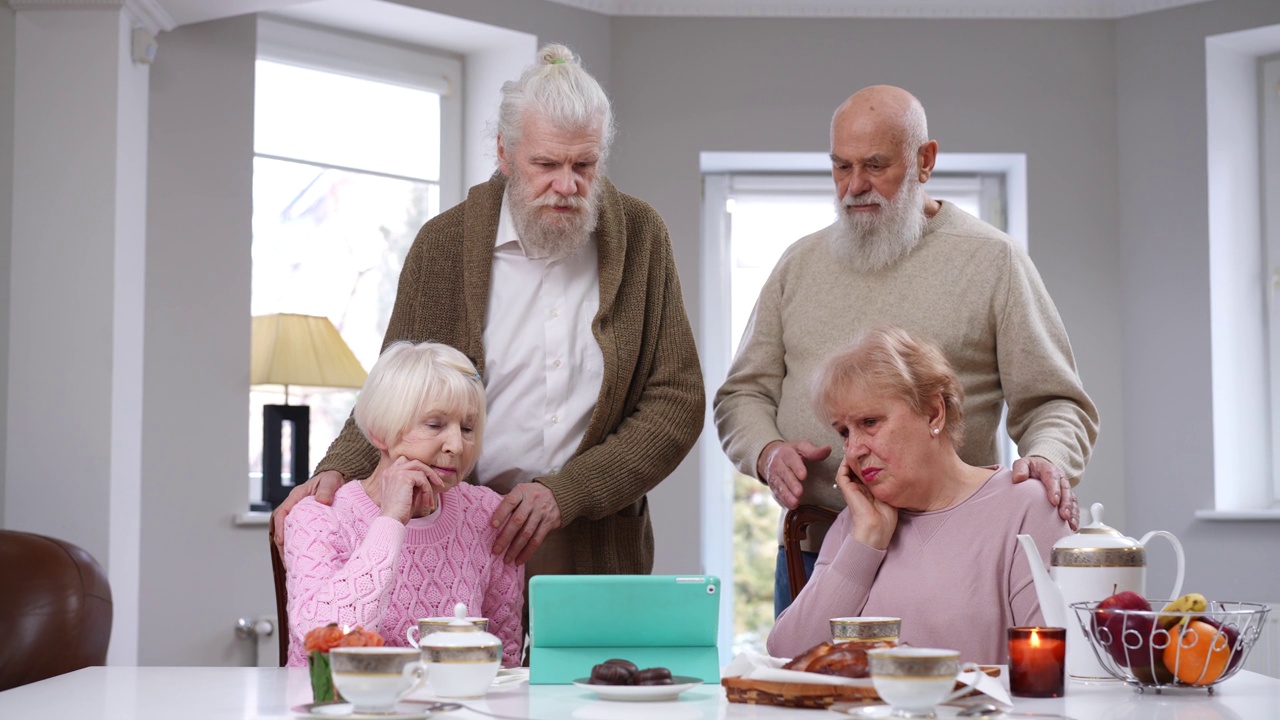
[476,193,604,494]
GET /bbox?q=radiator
[1242,603,1280,679]
[236,614,280,667]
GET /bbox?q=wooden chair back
[268,515,289,667]
[782,504,839,602]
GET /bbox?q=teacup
[831,616,901,643]
[406,616,490,648]
[866,647,982,718]
[420,640,502,698]
[329,646,426,713]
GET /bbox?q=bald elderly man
[714,85,1099,616]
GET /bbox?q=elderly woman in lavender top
[767,327,1071,665]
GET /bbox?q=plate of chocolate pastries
[573,659,702,702]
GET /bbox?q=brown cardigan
[315,174,705,575]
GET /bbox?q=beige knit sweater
[714,202,1099,532]
[315,175,705,575]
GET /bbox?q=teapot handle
[1139,530,1185,601]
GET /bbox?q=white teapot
[419,602,502,698]
[1016,503,1185,680]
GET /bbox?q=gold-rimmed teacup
[866,647,982,718]
[830,616,901,643]
[329,646,426,713]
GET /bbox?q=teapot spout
[1016,534,1068,628]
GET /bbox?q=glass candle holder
[1008,627,1066,698]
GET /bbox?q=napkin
[722,652,1012,708]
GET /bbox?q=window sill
[1194,508,1280,521]
[234,510,271,527]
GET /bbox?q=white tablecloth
[1,666,1278,719]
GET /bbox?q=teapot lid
[1052,503,1142,550]
[422,603,501,648]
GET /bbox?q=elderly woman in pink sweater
[767,327,1070,665]
[284,341,523,667]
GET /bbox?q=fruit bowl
[1071,600,1270,693]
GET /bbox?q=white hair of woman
[495,43,616,163]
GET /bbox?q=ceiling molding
[7,0,174,31]
[126,0,175,32]
[542,0,1212,19]
[8,0,124,8]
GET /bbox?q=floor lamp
[250,313,367,510]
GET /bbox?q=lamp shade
[250,313,368,390]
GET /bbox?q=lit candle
[1008,626,1066,698]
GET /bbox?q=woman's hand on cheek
[377,457,435,525]
[835,462,897,550]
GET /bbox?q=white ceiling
[144,0,1212,31]
[540,0,1211,19]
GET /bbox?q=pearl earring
[931,427,941,436]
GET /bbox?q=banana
[1158,592,1208,629]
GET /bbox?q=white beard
[506,169,601,261]
[828,173,927,272]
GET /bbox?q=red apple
[1093,591,1153,668]
[1096,590,1150,621]
[1106,611,1161,668]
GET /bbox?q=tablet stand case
[528,574,721,684]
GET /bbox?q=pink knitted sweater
[767,468,1070,664]
[284,481,524,667]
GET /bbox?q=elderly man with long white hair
[275,45,704,597]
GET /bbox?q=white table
[2,667,1279,719]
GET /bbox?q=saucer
[828,703,967,718]
[292,701,451,719]
[493,667,530,687]
[572,676,702,702]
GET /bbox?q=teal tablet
[528,574,721,684]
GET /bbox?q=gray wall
[135,0,614,664]
[1118,0,1280,601]
[608,16,1127,575]
[8,0,1280,664]
[142,14,262,665]
[393,0,612,91]
[0,6,12,523]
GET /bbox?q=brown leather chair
[0,530,112,690]
[268,515,290,667]
[782,504,839,602]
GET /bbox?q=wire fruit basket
[1071,600,1270,693]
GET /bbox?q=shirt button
[554,359,562,368]
[551,414,559,424]
[551,309,560,318]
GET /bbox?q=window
[699,152,1024,656]
[248,18,461,507]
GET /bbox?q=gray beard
[506,170,600,261]
[828,175,927,272]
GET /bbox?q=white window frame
[698,151,1028,661]
[1201,26,1280,520]
[256,16,463,208]
[1263,53,1280,508]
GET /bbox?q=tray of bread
[721,640,1000,709]
[722,640,888,708]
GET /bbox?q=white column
[5,0,170,666]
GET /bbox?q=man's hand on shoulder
[757,440,832,511]
[1011,456,1079,530]
[490,482,562,565]
[272,470,347,550]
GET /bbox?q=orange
[1162,619,1231,685]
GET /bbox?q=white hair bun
[538,44,577,66]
